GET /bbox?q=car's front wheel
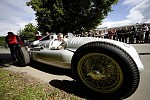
[71,42,140,99]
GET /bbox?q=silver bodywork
[30,34,144,73]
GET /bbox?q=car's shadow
[49,79,122,100]
[30,61,122,100]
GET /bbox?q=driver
[51,33,67,50]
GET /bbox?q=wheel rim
[77,53,123,93]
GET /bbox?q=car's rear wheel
[71,42,140,99]
[16,46,30,66]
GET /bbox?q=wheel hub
[87,70,106,80]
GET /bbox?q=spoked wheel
[15,46,30,66]
[78,53,123,93]
[71,42,140,99]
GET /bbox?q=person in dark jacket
[5,32,24,61]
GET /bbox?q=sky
[0,0,36,36]
[98,0,150,28]
[0,0,150,36]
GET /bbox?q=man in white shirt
[51,33,67,49]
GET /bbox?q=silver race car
[17,33,144,99]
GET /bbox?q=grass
[0,68,85,100]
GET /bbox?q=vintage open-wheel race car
[16,33,144,99]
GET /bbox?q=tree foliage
[0,36,5,46]
[18,23,37,41]
[27,0,118,34]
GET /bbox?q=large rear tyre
[16,46,30,66]
[71,42,140,99]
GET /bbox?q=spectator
[104,30,108,39]
[138,28,144,43]
[118,28,124,42]
[143,24,149,43]
[136,28,142,43]
[124,27,129,43]
[112,29,117,40]
[99,31,105,38]
[129,26,135,43]
[115,28,120,41]
[108,28,115,39]
[5,32,24,61]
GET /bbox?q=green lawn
[0,68,84,100]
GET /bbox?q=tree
[18,23,37,41]
[27,0,118,34]
[0,36,5,46]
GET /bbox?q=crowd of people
[76,24,150,44]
